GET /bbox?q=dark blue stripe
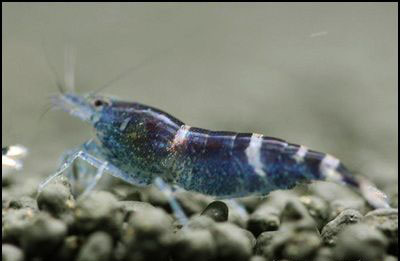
[176,132,270,197]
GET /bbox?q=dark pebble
[201,201,229,222]
[329,199,367,219]
[299,195,330,231]
[313,247,334,261]
[8,196,38,210]
[57,235,81,261]
[20,212,67,257]
[254,231,278,257]
[3,208,36,243]
[363,208,398,255]
[124,206,173,261]
[37,181,74,217]
[321,209,363,246]
[76,232,113,261]
[280,199,316,231]
[211,222,253,261]
[73,191,123,236]
[268,230,321,261]
[247,204,280,237]
[172,229,216,261]
[334,223,388,261]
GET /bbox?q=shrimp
[39,92,391,224]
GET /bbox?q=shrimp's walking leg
[39,140,146,194]
[38,149,83,192]
[154,177,189,225]
[80,162,108,197]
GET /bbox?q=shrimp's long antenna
[89,46,172,97]
[41,38,65,93]
[90,30,199,97]
[64,45,76,93]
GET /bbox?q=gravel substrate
[2,173,398,261]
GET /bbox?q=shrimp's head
[51,93,112,125]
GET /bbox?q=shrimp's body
[40,93,390,224]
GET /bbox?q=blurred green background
[2,3,398,188]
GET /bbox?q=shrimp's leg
[154,177,189,225]
[39,140,146,193]
[80,162,108,197]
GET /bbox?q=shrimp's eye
[92,98,110,108]
[94,99,104,107]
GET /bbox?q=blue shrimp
[40,92,391,224]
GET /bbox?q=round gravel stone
[321,209,363,246]
[186,215,216,231]
[58,235,81,261]
[249,255,267,261]
[211,222,253,261]
[3,208,36,243]
[172,229,216,261]
[2,244,24,261]
[313,247,334,261]
[74,191,123,236]
[280,199,316,230]
[175,191,212,217]
[269,230,321,261]
[247,204,280,237]
[363,208,398,255]
[254,231,278,257]
[20,213,67,257]
[124,207,174,261]
[76,232,113,261]
[300,195,330,231]
[8,196,38,210]
[37,182,74,217]
[334,223,388,261]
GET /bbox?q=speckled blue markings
[54,94,359,197]
[47,92,391,209]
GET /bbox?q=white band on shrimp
[119,117,132,131]
[293,145,308,163]
[170,125,191,149]
[320,154,342,183]
[246,133,266,177]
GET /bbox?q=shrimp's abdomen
[168,126,329,198]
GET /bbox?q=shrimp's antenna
[89,46,172,97]
[41,38,65,93]
[64,45,76,93]
[90,30,199,97]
